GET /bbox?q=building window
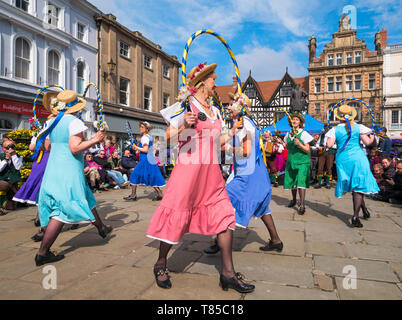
[15,37,30,80]
[144,55,152,69]
[327,54,334,66]
[77,23,85,41]
[120,41,129,58]
[77,61,85,94]
[346,76,353,91]
[328,103,336,121]
[315,78,321,93]
[327,77,334,92]
[47,3,60,27]
[144,86,152,110]
[369,73,376,90]
[336,77,342,92]
[354,75,361,91]
[163,93,170,108]
[15,0,29,11]
[391,110,402,129]
[163,64,170,78]
[119,78,129,105]
[0,119,14,129]
[346,52,353,64]
[336,53,342,65]
[369,98,375,110]
[314,103,321,114]
[47,50,59,84]
[355,51,361,64]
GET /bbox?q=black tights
[291,188,306,207]
[352,192,367,218]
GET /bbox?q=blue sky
[89,0,402,86]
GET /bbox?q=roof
[215,76,309,104]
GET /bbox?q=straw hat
[187,63,217,88]
[334,104,357,121]
[140,121,152,131]
[288,112,305,127]
[43,90,86,115]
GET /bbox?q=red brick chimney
[379,28,387,48]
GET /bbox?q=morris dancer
[325,104,379,227]
[35,90,112,266]
[204,94,283,254]
[283,113,314,215]
[146,63,254,293]
[123,121,165,201]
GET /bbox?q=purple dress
[13,150,49,205]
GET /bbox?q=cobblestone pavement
[0,184,401,300]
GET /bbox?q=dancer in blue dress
[205,94,282,254]
[326,104,379,228]
[124,121,165,201]
[35,90,112,266]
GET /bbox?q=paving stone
[361,230,402,248]
[19,251,120,288]
[306,222,363,243]
[245,282,338,300]
[0,279,57,300]
[360,218,402,233]
[314,274,335,291]
[114,245,158,267]
[345,243,402,263]
[389,262,402,281]
[50,265,153,300]
[314,256,399,283]
[139,273,242,300]
[388,216,402,228]
[188,252,314,288]
[0,251,45,280]
[0,246,35,263]
[335,277,402,300]
[305,241,346,258]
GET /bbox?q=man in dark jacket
[121,149,138,175]
[378,127,392,156]
[389,160,402,204]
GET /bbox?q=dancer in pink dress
[146,63,254,293]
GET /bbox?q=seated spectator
[84,153,109,191]
[380,156,396,201]
[369,148,381,172]
[108,150,129,180]
[121,149,138,175]
[103,138,115,159]
[0,139,23,213]
[373,164,385,187]
[378,128,392,157]
[389,160,402,204]
[94,150,129,189]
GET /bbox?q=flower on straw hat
[334,104,357,121]
[229,93,252,114]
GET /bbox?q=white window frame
[346,75,353,91]
[314,103,321,114]
[391,110,402,129]
[47,2,60,28]
[163,93,170,108]
[47,49,60,85]
[15,0,30,12]
[315,78,321,93]
[12,33,36,83]
[327,54,334,66]
[144,86,152,111]
[76,59,86,95]
[144,55,152,69]
[354,75,361,91]
[44,45,64,87]
[163,64,170,78]
[327,77,334,92]
[336,76,342,92]
[120,41,129,58]
[355,51,361,64]
[336,53,343,65]
[346,52,353,64]
[119,77,129,106]
[77,23,86,42]
[369,73,376,90]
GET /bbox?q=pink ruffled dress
[146,97,236,244]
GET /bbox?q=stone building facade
[96,13,180,142]
[308,15,385,127]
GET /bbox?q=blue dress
[130,134,166,187]
[333,124,379,198]
[226,117,272,228]
[38,115,96,227]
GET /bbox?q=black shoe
[287,200,296,208]
[259,240,283,252]
[351,217,363,228]
[274,182,279,188]
[98,225,113,239]
[153,267,172,289]
[219,273,255,293]
[152,195,163,201]
[31,232,44,242]
[123,195,137,201]
[362,209,371,220]
[204,244,220,254]
[297,205,305,215]
[34,219,40,227]
[35,251,65,266]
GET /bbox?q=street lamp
[103,58,116,81]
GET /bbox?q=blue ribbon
[340,119,352,152]
[66,98,79,108]
[31,110,66,160]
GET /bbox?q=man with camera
[0,139,23,214]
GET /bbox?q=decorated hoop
[79,82,105,128]
[328,98,379,133]
[181,29,267,166]
[32,84,65,126]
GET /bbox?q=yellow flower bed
[7,129,33,140]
